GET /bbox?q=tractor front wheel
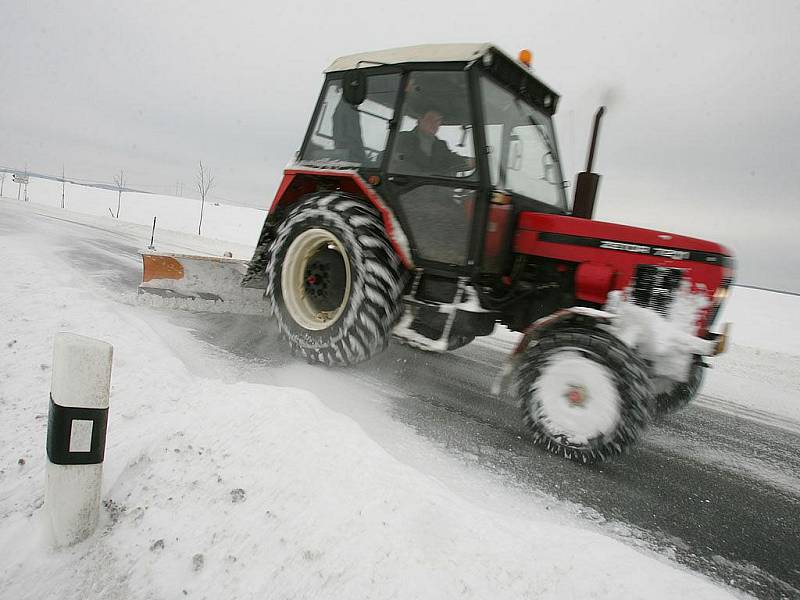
[515,327,653,463]
[266,192,406,366]
[653,357,705,416]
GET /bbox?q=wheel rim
[531,350,621,445]
[281,228,351,331]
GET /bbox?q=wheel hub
[281,229,351,331]
[565,385,588,407]
[302,247,347,312]
[531,350,621,445]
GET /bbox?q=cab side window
[302,74,400,167]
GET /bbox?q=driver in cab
[393,105,475,177]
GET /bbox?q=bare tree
[196,161,214,235]
[113,170,125,218]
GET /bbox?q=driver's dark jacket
[393,128,469,177]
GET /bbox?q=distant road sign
[13,173,29,184]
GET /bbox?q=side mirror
[342,70,367,105]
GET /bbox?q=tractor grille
[631,265,683,316]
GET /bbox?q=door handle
[388,175,409,186]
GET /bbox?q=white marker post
[45,333,113,547]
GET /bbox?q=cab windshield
[480,76,566,209]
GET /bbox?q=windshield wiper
[527,115,557,156]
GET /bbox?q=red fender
[269,167,414,269]
[512,307,614,357]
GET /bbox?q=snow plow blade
[138,252,268,314]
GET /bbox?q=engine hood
[517,212,734,264]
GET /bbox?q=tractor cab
[298,44,567,277]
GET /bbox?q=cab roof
[325,43,495,72]
[324,43,559,115]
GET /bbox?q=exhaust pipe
[572,106,605,219]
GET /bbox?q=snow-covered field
[4,175,265,258]
[2,178,796,598]
[701,289,800,430]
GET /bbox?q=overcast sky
[2,1,799,291]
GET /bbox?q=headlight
[713,286,729,303]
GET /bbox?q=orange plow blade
[142,254,185,283]
[138,252,268,313]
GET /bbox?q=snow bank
[0,206,738,598]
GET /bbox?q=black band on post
[46,394,109,465]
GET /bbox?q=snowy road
[3,201,799,599]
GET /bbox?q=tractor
[141,43,734,463]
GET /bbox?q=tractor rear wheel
[266,192,406,366]
[515,327,653,463]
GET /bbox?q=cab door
[380,70,481,273]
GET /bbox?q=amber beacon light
[518,48,532,67]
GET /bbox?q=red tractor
[145,43,734,463]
